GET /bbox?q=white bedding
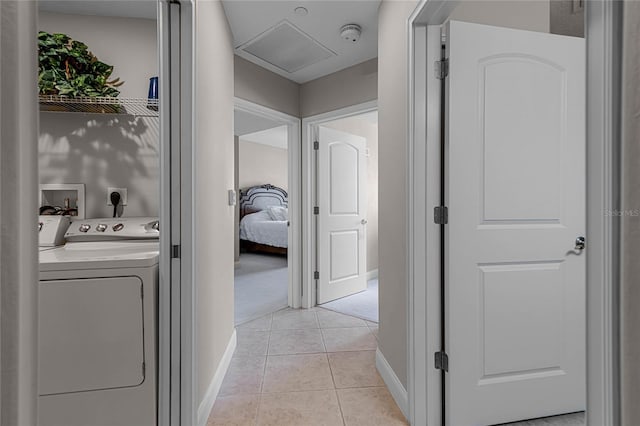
[239,210,288,248]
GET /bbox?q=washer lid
[39,241,159,272]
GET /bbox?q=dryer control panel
[65,217,159,241]
[39,215,71,247]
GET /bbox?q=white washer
[38,215,70,252]
[38,217,159,426]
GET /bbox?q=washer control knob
[79,224,91,233]
[113,223,124,232]
[96,224,108,232]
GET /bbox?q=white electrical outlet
[107,187,128,206]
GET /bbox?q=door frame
[158,0,195,425]
[234,97,302,308]
[0,1,39,424]
[301,100,377,308]
[407,1,622,425]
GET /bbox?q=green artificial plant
[38,31,124,98]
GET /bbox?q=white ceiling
[235,108,288,149]
[240,126,288,150]
[234,109,283,136]
[38,0,157,20]
[222,0,381,84]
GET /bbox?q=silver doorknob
[361,219,368,225]
[575,236,586,251]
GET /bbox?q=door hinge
[314,141,319,150]
[435,351,449,372]
[434,206,448,225]
[140,285,144,300]
[142,361,146,377]
[314,271,320,280]
[171,244,181,259]
[314,206,319,215]
[435,59,449,80]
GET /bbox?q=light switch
[228,189,237,206]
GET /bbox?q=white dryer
[38,217,159,426]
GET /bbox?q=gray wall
[324,116,379,273]
[300,58,378,118]
[234,136,240,263]
[38,13,159,219]
[236,55,378,119]
[550,0,584,38]
[235,55,300,117]
[377,0,417,389]
[448,0,550,32]
[621,1,640,423]
[238,140,288,191]
[193,0,236,407]
[39,114,160,218]
[39,12,158,99]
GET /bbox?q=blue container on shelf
[147,76,158,111]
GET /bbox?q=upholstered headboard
[239,184,288,218]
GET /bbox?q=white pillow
[267,206,288,221]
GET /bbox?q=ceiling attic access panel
[223,0,381,83]
[237,20,336,74]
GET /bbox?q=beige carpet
[234,253,288,325]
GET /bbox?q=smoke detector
[340,24,362,43]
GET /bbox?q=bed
[239,184,288,256]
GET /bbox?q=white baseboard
[197,329,237,426]
[367,269,379,281]
[376,348,408,420]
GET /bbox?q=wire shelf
[39,95,159,117]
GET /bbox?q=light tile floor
[207,307,406,426]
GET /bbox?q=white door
[317,126,368,304]
[445,21,586,425]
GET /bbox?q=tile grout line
[248,385,388,396]
[316,310,330,353]
[260,314,273,392]
[255,313,273,426]
[325,351,348,426]
[320,307,346,425]
[253,392,260,426]
[266,349,378,357]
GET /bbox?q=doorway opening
[407,1,620,425]
[303,102,378,323]
[233,99,301,326]
[36,2,165,426]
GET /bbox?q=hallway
[207,307,406,425]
